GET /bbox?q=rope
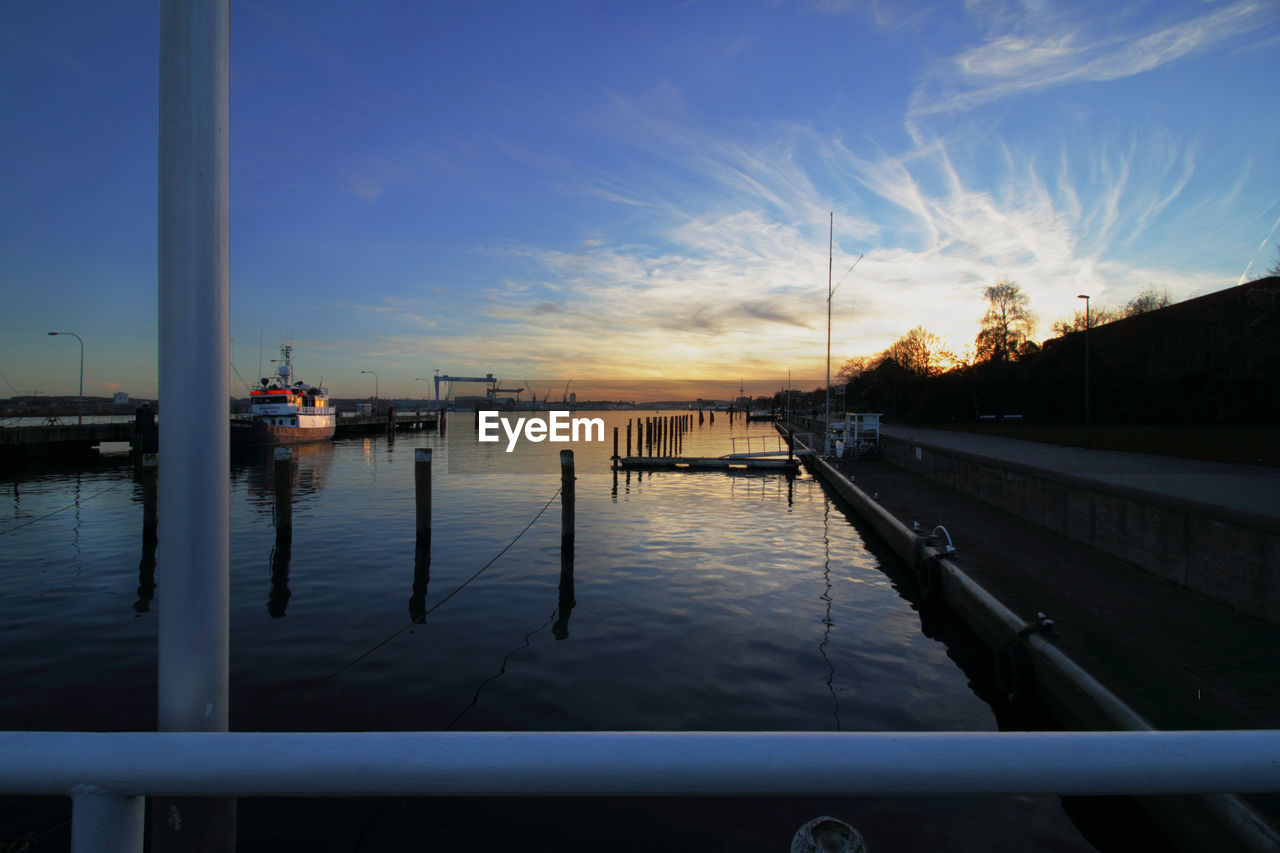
[0,480,129,536]
[238,484,564,731]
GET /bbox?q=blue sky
[3,1,1278,402]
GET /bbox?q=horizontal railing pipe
[2,731,1278,799]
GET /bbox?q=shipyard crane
[433,373,498,411]
[486,381,526,407]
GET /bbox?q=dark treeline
[841,276,1280,426]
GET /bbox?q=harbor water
[0,412,1110,850]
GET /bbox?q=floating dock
[614,451,804,472]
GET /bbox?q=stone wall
[880,434,1280,625]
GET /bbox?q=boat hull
[230,419,335,447]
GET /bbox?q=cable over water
[238,484,564,731]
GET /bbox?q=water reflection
[408,539,430,623]
[268,527,292,618]
[133,463,157,613]
[820,495,842,731]
[230,441,336,518]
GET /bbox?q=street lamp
[1076,295,1090,450]
[360,370,379,404]
[47,331,84,425]
[414,377,431,407]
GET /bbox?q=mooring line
[0,480,129,536]
[237,484,564,732]
[445,608,558,731]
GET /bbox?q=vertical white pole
[71,790,144,853]
[158,0,229,738]
[157,2,233,848]
[824,212,832,455]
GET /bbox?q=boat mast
[825,212,832,456]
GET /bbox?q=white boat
[231,346,335,446]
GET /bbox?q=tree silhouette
[882,326,955,377]
[975,278,1035,362]
[1124,287,1172,317]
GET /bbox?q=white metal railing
[7,730,1279,797]
[4,729,1279,852]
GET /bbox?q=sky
[3,1,1279,402]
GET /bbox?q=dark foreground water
[0,412,1119,851]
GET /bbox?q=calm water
[0,412,1104,851]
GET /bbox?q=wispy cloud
[436,98,1233,378]
[910,1,1272,119]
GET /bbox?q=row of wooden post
[613,413,699,464]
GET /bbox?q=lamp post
[1077,294,1090,449]
[414,377,431,407]
[361,370,379,406]
[47,331,84,424]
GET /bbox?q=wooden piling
[273,447,292,533]
[560,449,575,539]
[415,448,432,543]
[626,422,632,458]
[387,406,397,436]
[556,448,576,639]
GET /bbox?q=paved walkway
[880,425,1280,522]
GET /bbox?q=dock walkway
[798,424,1280,848]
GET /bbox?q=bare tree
[1051,305,1119,336]
[975,278,1035,362]
[882,326,956,377]
[836,355,876,384]
[1124,287,1172,317]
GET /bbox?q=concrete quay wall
[879,434,1280,626]
[789,440,1280,852]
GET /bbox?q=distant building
[113,392,130,405]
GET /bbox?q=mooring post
[554,487,576,640]
[415,448,432,543]
[710,410,715,425]
[141,453,159,547]
[626,421,632,459]
[273,447,293,533]
[612,426,619,467]
[560,449,575,539]
[387,405,397,440]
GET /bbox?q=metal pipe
[157,0,230,735]
[3,731,1278,798]
[70,787,144,853]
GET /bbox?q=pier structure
[780,419,1280,849]
[611,413,803,473]
[0,410,438,464]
